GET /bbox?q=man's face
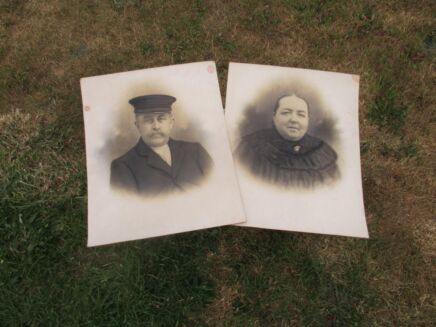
[135,112,174,147]
[273,95,309,141]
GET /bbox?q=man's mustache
[149,132,165,137]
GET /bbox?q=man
[110,94,213,195]
[235,94,338,188]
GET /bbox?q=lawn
[0,0,435,326]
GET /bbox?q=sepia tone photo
[225,63,368,238]
[110,94,213,196]
[234,93,338,188]
[80,62,245,246]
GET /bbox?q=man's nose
[151,119,160,129]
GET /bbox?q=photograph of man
[110,94,213,195]
[234,94,338,188]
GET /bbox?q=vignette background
[0,1,434,325]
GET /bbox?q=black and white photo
[225,63,368,238]
[81,62,245,246]
[110,94,213,196]
[235,93,339,188]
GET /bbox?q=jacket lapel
[135,138,172,176]
[168,139,186,178]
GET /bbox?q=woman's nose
[288,112,298,121]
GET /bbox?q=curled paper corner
[351,75,360,83]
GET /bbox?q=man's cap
[129,94,176,114]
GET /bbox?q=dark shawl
[235,128,338,188]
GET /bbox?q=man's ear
[134,116,139,129]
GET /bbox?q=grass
[367,77,408,133]
[1,0,435,326]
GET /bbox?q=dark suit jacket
[110,138,213,196]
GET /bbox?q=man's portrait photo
[110,94,213,196]
[235,93,339,188]
[81,62,246,246]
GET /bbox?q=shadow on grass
[0,110,219,325]
[226,230,375,326]
[69,230,218,326]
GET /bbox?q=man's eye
[298,113,306,117]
